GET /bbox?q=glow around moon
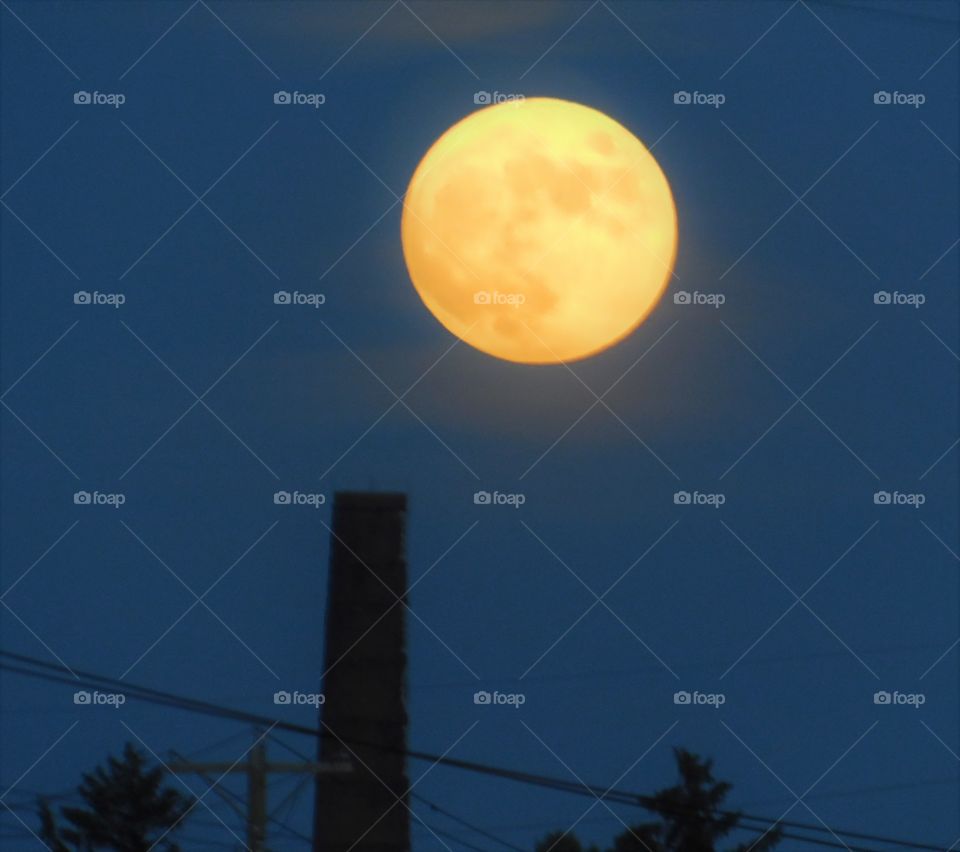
[401,97,677,364]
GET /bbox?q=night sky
[1,1,958,850]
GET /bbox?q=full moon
[401,97,677,364]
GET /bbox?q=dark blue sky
[2,1,958,849]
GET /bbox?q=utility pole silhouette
[168,729,351,851]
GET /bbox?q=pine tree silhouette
[536,749,781,852]
[37,742,193,851]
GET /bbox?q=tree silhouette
[37,743,193,851]
[536,830,601,852]
[536,749,780,852]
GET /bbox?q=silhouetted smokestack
[314,492,409,852]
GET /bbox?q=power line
[0,653,930,852]
[739,776,960,807]
[268,734,523,852]
[270,773,312,827]
[1,650,950,852]
[183,728,255,760]
[265,735,525,852]
[807,0,960,25]
[476,775,960,831]
[169,833,238,849]
[408,798,874,852]
[412,793,529,852]
[416,819,498,852]
[0,652,941,851]
[193,772,312,846]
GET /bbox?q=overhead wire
[1,650,951,852]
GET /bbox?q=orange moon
[400,97,677,364]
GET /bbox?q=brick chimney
[314,492,410,852]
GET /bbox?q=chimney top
[333,491,407,510]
